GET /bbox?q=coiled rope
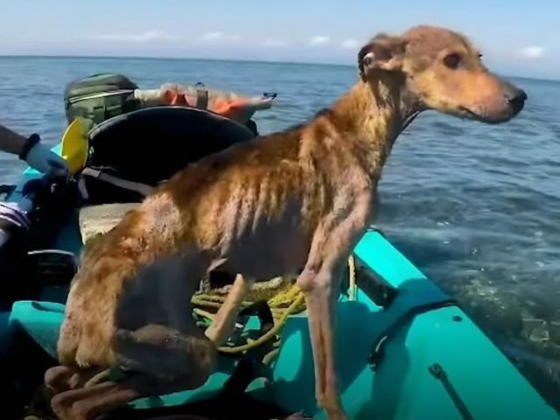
[191,255,357,361]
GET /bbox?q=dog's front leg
[205,274,255,345]
[297,198,370,420]
[297,262,346,420]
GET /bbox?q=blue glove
[20,134,69,179]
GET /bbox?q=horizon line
[0,53,557,83]
[0,53,354,68]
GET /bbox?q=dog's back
[159,111,373,278]
[162,131,310,277]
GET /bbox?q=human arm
[0,124,30,155]
[0,124,68,177]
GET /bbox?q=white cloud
[341,38,359,49]
[262,39,288,48]
[516,46,546,60]
[200,31,224,41]
[87,30,180,43]
[309,35,330,47]
[199,32,241,43]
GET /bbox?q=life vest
[161,85,276,125]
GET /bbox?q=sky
[0,0,558,80]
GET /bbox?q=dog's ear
[358,33,408,80]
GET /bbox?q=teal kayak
[1,138,559,420]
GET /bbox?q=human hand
[25,141,69,180]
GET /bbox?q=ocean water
[1,56,560,408]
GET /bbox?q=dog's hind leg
[204,273,255,345]
[51,320,217,420]
[45,366,78,395]
[45,366,106,395]
[51,360,216,420]
[49,252,218,420]
[50,379,141,420]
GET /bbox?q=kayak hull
[6,230,559,420]
[1,144,559,420]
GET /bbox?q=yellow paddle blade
[61,118,88,175]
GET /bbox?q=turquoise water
[1,56,560,408]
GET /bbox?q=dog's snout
[505,87,527,115]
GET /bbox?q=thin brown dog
[45,25,527,420]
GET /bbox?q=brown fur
[46,25,527,420]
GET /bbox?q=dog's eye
[443,53,462,70]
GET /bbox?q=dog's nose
[506,88,527,114]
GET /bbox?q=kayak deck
[8,236,560,419]
[4,159,560,420]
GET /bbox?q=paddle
[60,118,88,175]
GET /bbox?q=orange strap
[162,90,255,123]
[210,98,252,122]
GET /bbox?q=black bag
[77,106,257,205]
[64,73,141,130]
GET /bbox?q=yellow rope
[193,308,216,321]
[192,255,356,362]
[84,369,111,388]
[217,292,305,354]
[348,254,357,301]
[192,283,306,360]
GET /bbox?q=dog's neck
[328,74,421,177]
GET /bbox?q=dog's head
[358,25,527,124]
